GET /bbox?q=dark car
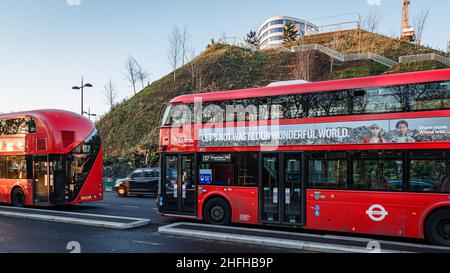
[115,168,160,197]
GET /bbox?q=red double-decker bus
[0,110,103,207]
[158,68,450,246]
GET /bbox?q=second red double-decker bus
[158,68,450,246]
[0,110,103,207]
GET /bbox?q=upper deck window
[353,86,405,114]
[163,80,450,126]
[409,81,450,111]
[0,118,36,135]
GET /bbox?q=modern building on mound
[258,16,319,50]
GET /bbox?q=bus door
[260,153,305,226]
[161,154,197,216]
[33,155,49,204]
[49,155,65,204]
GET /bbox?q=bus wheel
[426,209,450,246]
[203,198,231,226]
[11,188,25,207]
[116,186,127,197]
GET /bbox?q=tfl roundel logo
[366,205,389,222]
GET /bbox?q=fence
[286,44,398,67]
[399,53,450,67]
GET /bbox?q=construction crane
[401,0,416,42]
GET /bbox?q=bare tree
[364,10,380,33]
[180,25,192,67]
[135,61,150,89]
[414,9,430,46]
[328,35,341,75]
[187,48,198,85]
[124,56,139,95]
[167,25,182,82]
[103,79,119,109]
[292,50,316,82]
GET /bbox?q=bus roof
[169,68,450,104]
[0,109,95,141]
[0,109,92,127]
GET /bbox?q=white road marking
[95,203,112,206]
[123,206,140,209]
[132,240,162,246]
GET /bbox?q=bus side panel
[304,190,450,239]
[72,147,104,204]
[0,179,33,206]
[197,186,259,225]
[304,190,351,233]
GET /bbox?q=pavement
[0,192,301,253]
[0,191,448,253]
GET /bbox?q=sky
[0,0,449,119]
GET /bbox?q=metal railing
[285,44,398,67]
[399,53,450,67]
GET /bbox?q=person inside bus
[391,120,416,143]
[371,176,392,190]
[363,124,385,144]
[438,175,450,193]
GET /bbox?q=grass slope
[98,29,448,159]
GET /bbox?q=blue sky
[0,0,449,118]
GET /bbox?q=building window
[270,36,283,42]
[270,20,284,26]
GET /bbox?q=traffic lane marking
[94,203,112,206]
[122,205,140,209]
[132,240,163,246]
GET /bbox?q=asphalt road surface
[0,192,302,253]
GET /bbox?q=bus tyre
[116,186,127,197]
[203,198,231,226]
[425,209,450,246]
[11,188,25,207]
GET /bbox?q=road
[0,192,301,253]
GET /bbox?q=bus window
[237,153,258,186]
[353,152,404,191]
[0,156,6,178]
[409,81,450,111]
[308,159,348,189]
[309,91,348,117]
[409,151,450,193]
[161,105,172,126]
[6,156,27,179]
[200,154,234,186]
[353,86,405,114]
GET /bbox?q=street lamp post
[83,107,97,121]
[72,77,93,116]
